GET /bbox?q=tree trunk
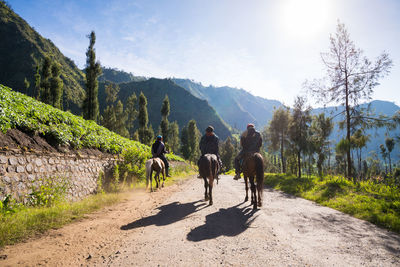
[388,153,392,174]
[297,150,301,178]
[345,73,352,179]
[280,133,285,173]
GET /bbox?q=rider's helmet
[205,125,214,133]
[156,135,163,141]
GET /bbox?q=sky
[9,0,400,107]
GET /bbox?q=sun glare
[280,0,332,40]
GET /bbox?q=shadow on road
[187,203,258,242]
[120,200,207,230]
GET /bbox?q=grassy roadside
[264,173,400,233]
[0,166,195,248]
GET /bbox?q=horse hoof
[205,196,209,201]
[253,204,257,210]
[258,202,262,207]
[245,197,248,202]
[209,201,213,205]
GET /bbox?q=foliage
[0,3,85,112]
[265,173,400,233]
[168,121,180,154]
[187,120,201,162]
[306,21,393,178]
[27,176,69,207]
[220,136,235,171]
[160,95,170,143]
[83,31,102,122]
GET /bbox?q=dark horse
[198,154,219,205]
[242,152,264,209]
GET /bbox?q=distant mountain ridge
[0,2,85,112]
[172,78,283,131]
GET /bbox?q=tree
[49,62,63,109]
[385,137,395,174]
[138,92,153,145]
[34,64,41,100]
[114,100,129,138]
[311,113,333,177]
[306,22,392,178]
[168,121,180,154]
[125,93,138,137]
[180,125,190,159]
[83,31,102,122]
[23,77,30,94]
[221,137,235,171]
[39,56,52,104]
[160,95,170,143]
[187,120,200,162]
[105,82,119,103]
[379,144,388,174]
[266,106,290,173]
[288,96,311,178]
[351,129,369,178]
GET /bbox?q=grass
[264,173,400,233]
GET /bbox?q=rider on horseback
[151,135,171,177]
[199,126,222,174]
[233,123,262,180]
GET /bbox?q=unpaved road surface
[2,175,400,266]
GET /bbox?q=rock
[7,166,15,173]
[16,166,25,173]
[18,157,26,165]
[3,176,11,184]
[8,157,18,165]
[35,159,43,166]
[26,164,33,173]
[0,155,7,164]
[48,158,55,165]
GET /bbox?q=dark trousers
[158,154,169,171]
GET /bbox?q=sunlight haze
[10,0,400,107]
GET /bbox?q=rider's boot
[233,172,241,180]
[166,168,171,177]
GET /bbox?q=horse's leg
[203,177,209,201]
[150,169,153,192]
[208,177,213,205]
[161,167,165,188]
[257,180,262,207]
[244,176,249,202]
[250,176,257,210]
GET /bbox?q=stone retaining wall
[0,150,118,202]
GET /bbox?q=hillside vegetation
[0,2,85,113]
[99,78,232,139]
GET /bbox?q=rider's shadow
[120,200,207,230]
[187,203,258,242]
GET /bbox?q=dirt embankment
[1,174,400,266]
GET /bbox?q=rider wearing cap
[199,125,222,173]
[151,135,171,177]
[233,123,262,180]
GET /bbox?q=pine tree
[126,93,138,137]
[39,56,52,104]
[221,137,234,171]
[138,92,152,144]
[168,121,180,154]
[50,62,63,109]
[83,31,102,122]
[34,64,41,100]
[180,126,190,159]
[114,100,129,138]
[160,95,170,143]
[187,119,200,162]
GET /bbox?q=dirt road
[2,175,400,266]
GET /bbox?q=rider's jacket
[240,128,262,153]
[199,133,219,156]
[152,140,166,157]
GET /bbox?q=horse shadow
[187,203,258,242]
[120,200,207,230]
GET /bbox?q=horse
[198,154,219,205]
[145,157,166,192]
[242,152,264,209]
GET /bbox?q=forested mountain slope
[98,78,232,139]
[0,2,85,112]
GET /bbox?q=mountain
[173,78,283,131]
[98,67,147,84]
[314,100,400,162]
[98,78,232,139]
[0,2,85,112]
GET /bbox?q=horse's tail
[255,153,264,197]
[145,159,153,189]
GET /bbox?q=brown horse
[198,154,219,205]
[242,152,264,209]
[145,158,166,192]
